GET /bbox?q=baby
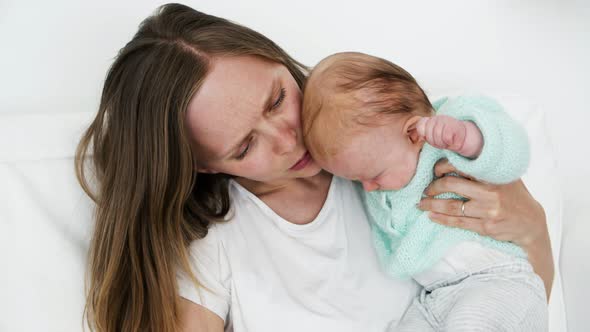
[302,52,547,331]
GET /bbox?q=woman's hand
[418,159,554,299]
[418,159,545,247]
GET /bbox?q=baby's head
[302,52,433,191]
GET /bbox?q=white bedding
[0,95,566,331]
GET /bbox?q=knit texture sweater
[359,95,530,279]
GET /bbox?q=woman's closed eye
[235,88,287,160]
[270,87,286,111]
[236,137,253,160]
[371,171,384,183]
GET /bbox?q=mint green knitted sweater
[359,95,530,279]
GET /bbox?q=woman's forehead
[192,56,279,109]
[186,56,282,158]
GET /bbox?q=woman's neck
[235,171,334,225]
[235,171,332,198]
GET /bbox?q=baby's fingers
[416,117,429,138]
[424,118,443,148]
[433,121,447,148]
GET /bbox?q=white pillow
[0,111,95,332]
[496,94,566,332]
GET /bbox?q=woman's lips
[290,151,312,171]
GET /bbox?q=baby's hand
[416,115,483,158]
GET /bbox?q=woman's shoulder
[187,222,225,258]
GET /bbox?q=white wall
[1,0,588,330]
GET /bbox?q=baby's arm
[421,96,530,184]
[416,115,483,158]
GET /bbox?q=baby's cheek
[402,154,420,185]
[317,158,345,178]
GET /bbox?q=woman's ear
[404,115,424,144]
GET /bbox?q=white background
[1,0,588,330]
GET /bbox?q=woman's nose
[362,181,380,192]
[272,124,297,155]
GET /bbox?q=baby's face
[318,114,422,191]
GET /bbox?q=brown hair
[302,52,432,158]
[75,3,307,331]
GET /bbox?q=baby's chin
[380,180,409,191]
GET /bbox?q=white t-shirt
[178,176,420,332]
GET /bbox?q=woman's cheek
[289,85,303,116]
[243,156,271,178]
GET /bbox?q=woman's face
[186,55,322,184]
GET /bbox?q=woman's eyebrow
[219,77,279,159]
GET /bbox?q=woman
[75,3,553,332]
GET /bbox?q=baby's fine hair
[302,52,432,157]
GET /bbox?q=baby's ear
[408,125,421,144]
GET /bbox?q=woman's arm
[179,298,225,332]
[417,159,554,300]
[524,227,554,301]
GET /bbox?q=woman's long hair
[75,3,307,331]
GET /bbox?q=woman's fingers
[424,175,485,200]
[427,212,512,241]
[433,159,474,180]
[427,212,482,232]
[419,198,483,219]
[433,159,454,177]
[419,169,545,248]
